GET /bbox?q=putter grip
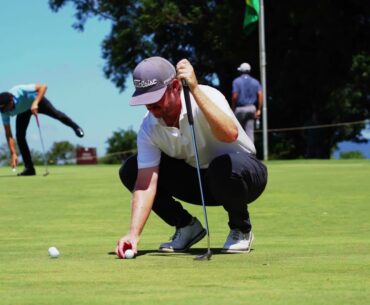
[181,79,194,125]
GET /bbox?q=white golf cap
[237,63,251,73]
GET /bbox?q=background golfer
[231,63,263,143]
[116,57,267,258]
[0,83,84,176]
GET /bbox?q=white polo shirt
[137,85,256,169]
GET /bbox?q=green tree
[340,151,365,159]
[0,142,46,166]
[49,0,370,159]
[266,1,370,158]
[103,127,137,164]
[29,149,46,166]
[48,0,250,95]
[48,141,76,165]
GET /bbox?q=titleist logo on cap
[134,79,158,88]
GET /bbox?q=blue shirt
[232,74,261,107]
[1,84,37,125]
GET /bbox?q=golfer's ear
[172,79,181,92]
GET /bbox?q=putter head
[43,171,49,177]
[194,249,212,261]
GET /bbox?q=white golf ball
[12,168,17,172]
[48,246,60,258]
[124,249,134,259]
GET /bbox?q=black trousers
[119,152,268,233]
[16,97,79,169]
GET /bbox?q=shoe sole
[220,233,254,254]
[159,229,207,253]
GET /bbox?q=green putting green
[0,160,369,305]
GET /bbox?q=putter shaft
[181,80,212,261]
[189,125,211,254]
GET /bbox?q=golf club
[182,79,212,261]
[34,113,49,176]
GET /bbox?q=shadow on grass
[108,248,254,259]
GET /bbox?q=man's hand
[176,59,198,92]
[31,101,39,115]
[255,109,261,119]
[115,234,139,259]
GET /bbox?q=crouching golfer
[0,83,84,176]
[116,57,267,258]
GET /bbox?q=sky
[0,0,146,157]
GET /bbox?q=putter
[34,114,49,176]
[182,79,212,261]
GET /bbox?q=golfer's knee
[206,154,248,203]
[119,155,138,192]
[206,155,230,196]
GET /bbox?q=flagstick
[259,0,269,160]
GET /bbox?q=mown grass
[0,160,369,305]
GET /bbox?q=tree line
[1,125,366,166]
[47,0,370,159]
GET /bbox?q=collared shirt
[137,85,256,169]
[1,84,37,125]
[232,74,261,107]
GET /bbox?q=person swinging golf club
[0,83,84,176]
[116,57,267,259]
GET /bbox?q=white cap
[237,63,251,73]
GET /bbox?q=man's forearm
[129,167,159,237]
[231,93,237,111]
[257,91,263,111]
[5,125,17,155]
[35,84,47,103]
[192,85,238,143]
[8,138,17,155]
[129,189,156,236]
